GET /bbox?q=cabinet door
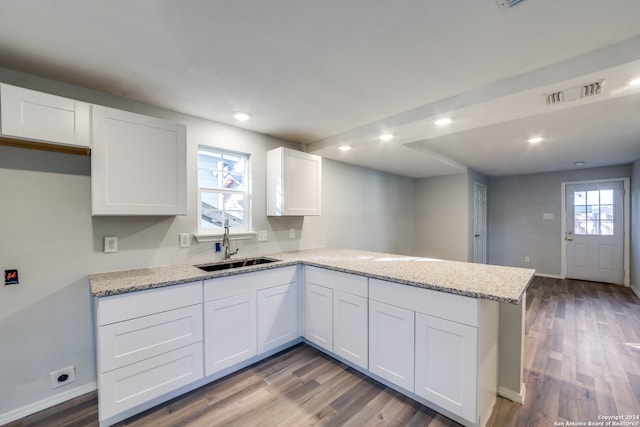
[369,300,414,391]
[91,106,187,215]
[304,283,333,351]
[0,83,90,147]
[257,283,299,353]
[333,290,368,369]
[204,293,257,376]
[283,148,321,215]
[267,147,321,216]
[415,312,478,423]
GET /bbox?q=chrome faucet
[222,218,239,260]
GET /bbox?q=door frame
[560,177,630,286]
[473,182,487,264]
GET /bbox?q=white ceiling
[0,0,639,178]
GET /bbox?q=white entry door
[565,181,624,284]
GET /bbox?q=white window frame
[196,146,254,241]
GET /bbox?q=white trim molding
[0,382,96,426]
[498,382,526,405]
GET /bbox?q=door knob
[474,234,480,238]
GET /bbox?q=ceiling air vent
[545,79,604,105]
[495,0,526,11]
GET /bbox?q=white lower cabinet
[203,266,299,376]
[369,278,497,426]
[333,290,368,369]
[204,293,257,375]
[99,343,203,420]
[95,281,203,423]
[303,266,369,368]
[258,282,299,353]
[368,300,415,391]
[95,265,496,427]
[304,282,334,351]
[415,313,478,423]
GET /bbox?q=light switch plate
[258,230,268,242]
[104,236,118,253]
[289,228,296,239]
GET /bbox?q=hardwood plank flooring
[486,277,640,427]
[6,277,640,427]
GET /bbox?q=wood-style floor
[488,277,640,426]
[6,277,640,427]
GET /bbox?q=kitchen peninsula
[90,248,534,427]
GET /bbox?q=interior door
[565,181,624,284]
[473,182,487,264]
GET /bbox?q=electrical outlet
[524,256,530,263]
[289,228,296,239]
[179,233,190,248]
[50,366,75,389]
[104,236,118,253]
[257,230,268,242]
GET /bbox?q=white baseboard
[534,273,563,279]
[498,382,526,404]
[0,382,96,426]
[631,285,640,300]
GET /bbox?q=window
[573,189,614,236]
[198,146,250,235]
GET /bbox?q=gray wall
[0,68,415,418]
[488,164,633,276]
[632,159,640,296]
[414,173,469,262]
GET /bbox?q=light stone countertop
[90,247,535,304]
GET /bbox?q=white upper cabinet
[91,106,187,215]
[267,147,321,216]
[0,83,91,148]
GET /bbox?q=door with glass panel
[565,181,624,284]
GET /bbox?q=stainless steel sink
[196,257,278,272]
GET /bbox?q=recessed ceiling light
[574,161,586,166]
[380,133,394,141]
[528,137,543,144]
[233,112,251,121]
[339,145,352,152]
[434,118,452,127]
[629,77,640,86]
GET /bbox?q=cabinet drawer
[204,266,297,302]
[305,266,367,297]
[99,304,202,373]
[99,342,203,420]
[369,279,478,327]
[97,281,202,326]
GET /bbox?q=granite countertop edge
[90,249,534,304]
